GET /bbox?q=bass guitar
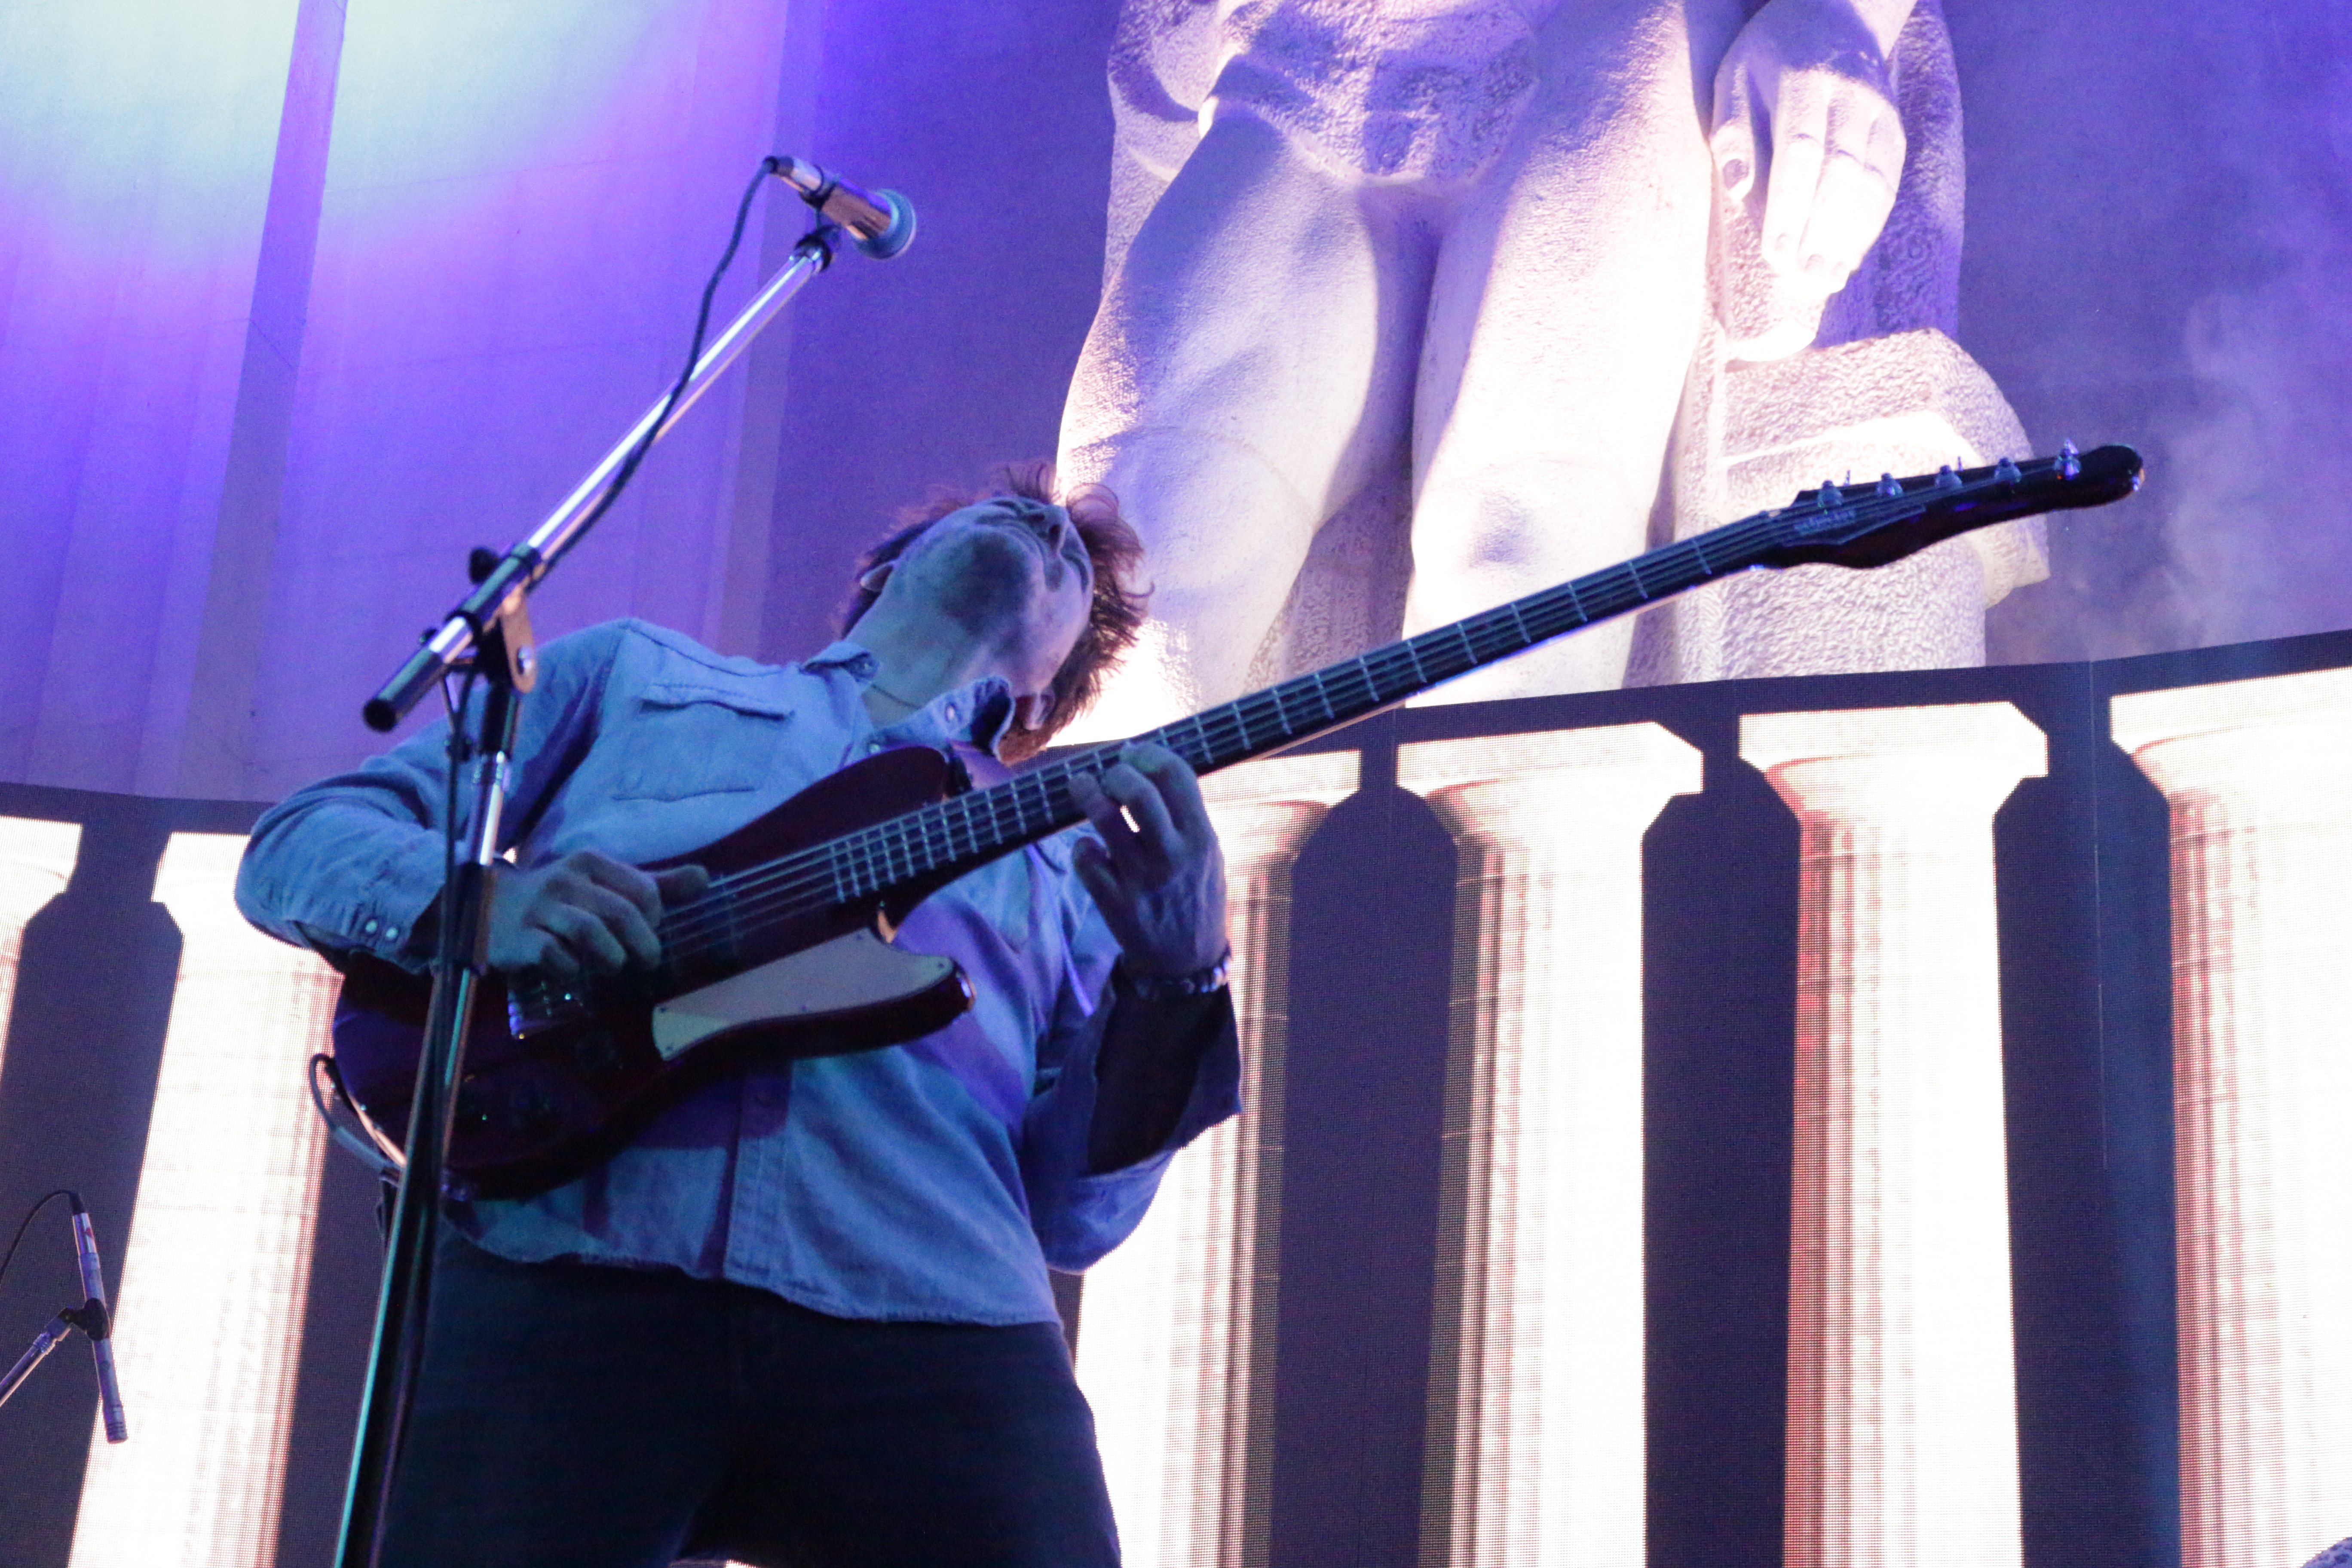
[330,444,2143,1196]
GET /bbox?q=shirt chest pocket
[612,685,791,800]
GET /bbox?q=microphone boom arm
[366,219,841,732]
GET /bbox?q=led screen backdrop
[3,626,2349,1568]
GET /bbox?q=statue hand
[1711,0,1910,297]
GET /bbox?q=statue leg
[1405,0,1739,703]
[1058,111,1432,737]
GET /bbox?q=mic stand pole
[339,217,851,1568]
[336,621,520,1568]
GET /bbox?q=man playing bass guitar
[236,462,1237,1568]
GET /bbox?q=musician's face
[882,496,1095,691]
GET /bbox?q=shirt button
[362,919,379,934]
[867,739,882,753]
[384,926,400,940]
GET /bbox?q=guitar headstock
[1754,443,2143,571]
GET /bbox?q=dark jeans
[379,1234,1120,1568]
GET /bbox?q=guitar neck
[1137,534,1730,774]
[811,523,1752,911]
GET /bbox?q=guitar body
[330,746,978,1199]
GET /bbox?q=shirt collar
[807,640,1019,760]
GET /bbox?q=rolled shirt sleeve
[1018,848,1244,1273]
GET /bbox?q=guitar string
[625,462,2063,978]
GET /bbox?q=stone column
[1741,703,2044,1568]
[68,832,338,1568]
[1398,723,1703,1568]
[2113,668,2352,1568]
[1078,750,1360,1568]
[0,816,83,1076]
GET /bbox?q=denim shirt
[236,619,1240,1325]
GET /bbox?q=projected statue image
[1059,0,2044,737]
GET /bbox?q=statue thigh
[1059,112,1434,733]
[1406,0,1735,702]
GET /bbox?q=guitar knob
[2058,440,2082,479]
[1935,465,1963,490]
[1877,472,1903,497]
[1994,456,2023,484]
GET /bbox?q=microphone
[769,155,917,260]
[68,1198,127,1444]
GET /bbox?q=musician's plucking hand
[484,848,708,979]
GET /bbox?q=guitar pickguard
[649,928,962,1060]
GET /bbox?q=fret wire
[998,777,1023,842]
[1397,640,1428,690]
[1307,670,1337,723]
[1470,612,1512,661]
[1009,773,1037,842]
[1447,621,1477,672]
[1279,682,1308,735]
[1027,768,1056,834]
[1216,703,1248,758]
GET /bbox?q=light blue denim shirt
[237,619,1240,1325]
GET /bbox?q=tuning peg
[1994,456,2023,484]
[2057,440,2082,479]
[1935,465,1963,490]
[1877,472,1903,497]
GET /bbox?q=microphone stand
[339,159,901,1567]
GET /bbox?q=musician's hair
[842,459,1149,761]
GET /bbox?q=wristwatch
[1114,947,1232,1001]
